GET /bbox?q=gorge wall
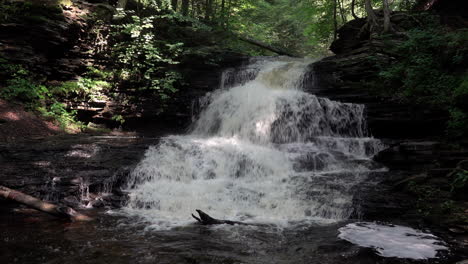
[308,8,467,257]
[0,2,466,254]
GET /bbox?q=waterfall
[122,57,385,229]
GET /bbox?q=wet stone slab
[0,134,160,208]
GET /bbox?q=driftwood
[237,35,298,57]
[0,185,93,222]
[192,209,249,225]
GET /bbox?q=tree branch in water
[0,185,93,222]
[192,209,248,225]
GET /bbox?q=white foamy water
[123,57,385,229]
[338,222,448,259]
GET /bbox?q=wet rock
[0,135,160,208]
[375,141,468,172]
[330,18,367,55]
[63,196,80,207]
[310,17,448,140]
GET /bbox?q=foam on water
[338,222,448,259]
[122,57,385,229]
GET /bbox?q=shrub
[378,19,468,138]
[0,60,108,131]
[110,10,183,101]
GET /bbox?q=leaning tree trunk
[237,35,297,57]
[0,185,93,222]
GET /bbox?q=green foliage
[296,0,337,52]
[407,181,441,217]
[451,170,468,192]
[110,10,183,100]
[213,0,419,56]
[43,67,110,103]
[407,180,467,223]
[111,114,125,125]
[0,60,108,131]
[221,0,325,55]
[2,77,49,102]
[448,108,468,138]
[0,63,48,102]
[0,0,63,23]
[378,22,468,137]
[39,101,84,130]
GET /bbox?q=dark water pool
[0,207,451,264]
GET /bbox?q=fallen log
[237,35,299,57]
[0,185,93,222]
[192,209,249,225]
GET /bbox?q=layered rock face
[106,52,248,132]
[310,8,467,252]
[0,1,105,80]
[0,0,249,132]
[0,135,160,208]
[309,16,448,140]
[0,1,248,208]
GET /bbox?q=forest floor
[0,99,62,142]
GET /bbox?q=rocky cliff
[309,7,467,255]
[310,15,449,139]
[0,0,248,134]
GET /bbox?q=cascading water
[123,57,385,229]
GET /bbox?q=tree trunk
[220,0,226,23]
[383,0,392,33]
[226,0,232,29]
[205,0,213,20]
[338,0,347,23]
[190,0,195,16]
[171,0,178,11]
[333,0,338,41]
[237,35,297,57]
[364,0,379,34]
[351,0,359,19]
[181,0,189,16]
[0,186,92,222]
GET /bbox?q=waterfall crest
[123,57,385,229]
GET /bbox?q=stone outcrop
[311,56,447,139]
[308,8,468,256]
[0,0,248,133]
[309,13,449,139]
[92,52,248,131]
[0,1,109,80]
[0,135,159,208]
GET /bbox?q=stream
[0,57,451,263]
